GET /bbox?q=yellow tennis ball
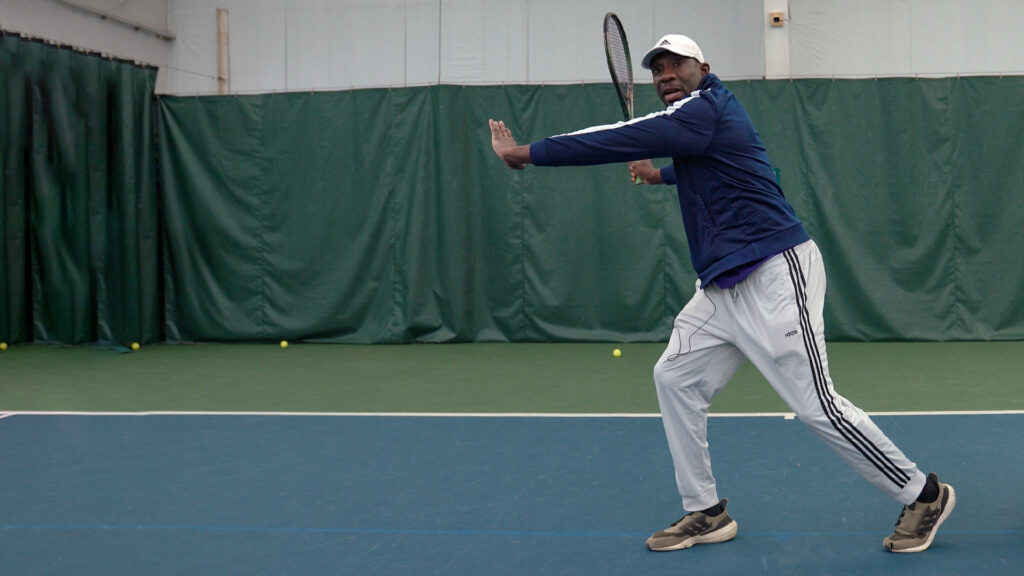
[280,340,289,349]
[0,342,7,351]
[130,342,140,351]
[613,348,622,357]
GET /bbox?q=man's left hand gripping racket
[603,12,642,184]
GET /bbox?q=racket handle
[634,175,643,185]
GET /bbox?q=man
[488,34,955,553]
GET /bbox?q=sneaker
[883,473,956,553]
[646,499,738,551]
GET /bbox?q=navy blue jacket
[529,73,809,286]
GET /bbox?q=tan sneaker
[646,499,738,551]
[883,473,956,553]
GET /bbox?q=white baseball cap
[641,34,705,69]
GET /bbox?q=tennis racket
[603,12,642,184]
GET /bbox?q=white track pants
[653,240,926,512]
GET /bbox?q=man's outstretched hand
[489,119,530,170]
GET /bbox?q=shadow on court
[0,414,1020,575]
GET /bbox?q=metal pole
[217,8,230,94]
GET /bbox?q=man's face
[650,52,709,106]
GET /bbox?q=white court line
[1,410,1022,418]
[1,410,663,418]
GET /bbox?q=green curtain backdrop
[158,85,684,343]
[0,33,159,346]
[3,29,1022,345]
[158,78,1024,343]
[730,77,1024,340]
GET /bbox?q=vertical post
[217,8,230,94]
[764,0,790,79]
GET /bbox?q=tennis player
[488,34,955,553]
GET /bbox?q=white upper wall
[789,0,1024,78]
[3,0,1024,96]
[164,0,765,94]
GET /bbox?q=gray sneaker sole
[648,520,739,552]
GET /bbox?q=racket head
[603,12,634,120]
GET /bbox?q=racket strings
[603,15,634,119]
[605,31,631,95]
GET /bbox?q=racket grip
[634,175,643,185]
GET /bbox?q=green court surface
[1,342,1021,414]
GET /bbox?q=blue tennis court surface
[1,413,1020,575]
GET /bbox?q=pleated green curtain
[0,33,159,346]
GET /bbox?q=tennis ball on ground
[0,342,7,351]
[613,348,622,358]
[130,342,140,351]
[280,340,289,349]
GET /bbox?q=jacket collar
[698,73,722,91]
